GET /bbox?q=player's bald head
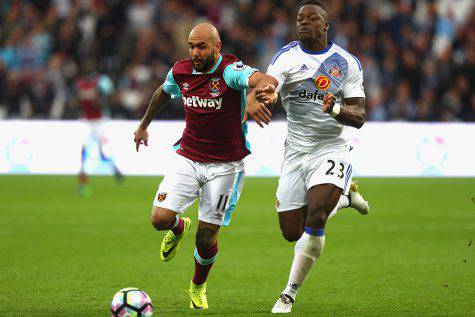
[189,23,221,45]
[188,23,222,72]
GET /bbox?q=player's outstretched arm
[134,84,171,152]
[323,93,366,129]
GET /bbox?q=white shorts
[80,119,115,158]
[81,119,106,144]
[276,145,353,212]
[153,154,245,226]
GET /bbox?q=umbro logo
[300,64,309,71]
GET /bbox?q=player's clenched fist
[134,127,149,152]
[322,92,336,113]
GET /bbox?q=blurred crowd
[0,0,474,121]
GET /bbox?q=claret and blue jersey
[162,54,257,163]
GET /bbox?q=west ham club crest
[209,78,220,93]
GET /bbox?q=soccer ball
[110,287,153,317]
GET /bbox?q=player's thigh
[276,149,306,212]
[198,170,245,227]
[90,119,105,142]
[152,155,201,214]
[307,183,342,218]
[304,152,351,223]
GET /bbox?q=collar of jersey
[299,41,333,55]
[192,55,223,74]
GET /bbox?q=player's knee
[281,228,301,242]
[196,226,217,250]
[307,198,335,220]
[150,208,175,230]
[305,211,328,229]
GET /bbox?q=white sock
[328,195,350,219]
[283,230,325,301]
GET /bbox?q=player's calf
[194,223,220,279]
[275,183,340,308]
[189,222,220,308]
[196,224,219,250]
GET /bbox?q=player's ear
[216,41,222,52]
[324,20,330,33]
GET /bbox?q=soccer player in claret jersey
[76,60,123,196]
[133,23,273,309]
[247,0,370,313]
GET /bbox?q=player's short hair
[298,0,328,15]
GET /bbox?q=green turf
[0,176,474,316]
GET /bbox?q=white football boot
[349,181,369,215]
[271,294,294,314]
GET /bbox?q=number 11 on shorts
[216,194,229,211]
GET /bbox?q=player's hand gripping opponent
[323,92,339,117]
[242,84,278,128]
[243,92,272,128]
[134,126,149,152]
[255,84,278,107]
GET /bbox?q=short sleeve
[98,75,114,96]
[223,61,258,90]
[266,58,287,93]
[163,68,181,98]
[343,58,365,98]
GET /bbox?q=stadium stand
[0,0,474,121]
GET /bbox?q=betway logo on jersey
[298,90,340,101]
[182,96,223,109]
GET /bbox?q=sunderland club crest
[329,65,342,78]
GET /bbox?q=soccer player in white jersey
[245,0,369,313]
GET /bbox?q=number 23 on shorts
[325,159,346,179]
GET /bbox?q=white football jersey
[267,41,365,154]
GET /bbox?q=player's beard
[191,51,216,73]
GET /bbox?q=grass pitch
[0,176,474,316]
